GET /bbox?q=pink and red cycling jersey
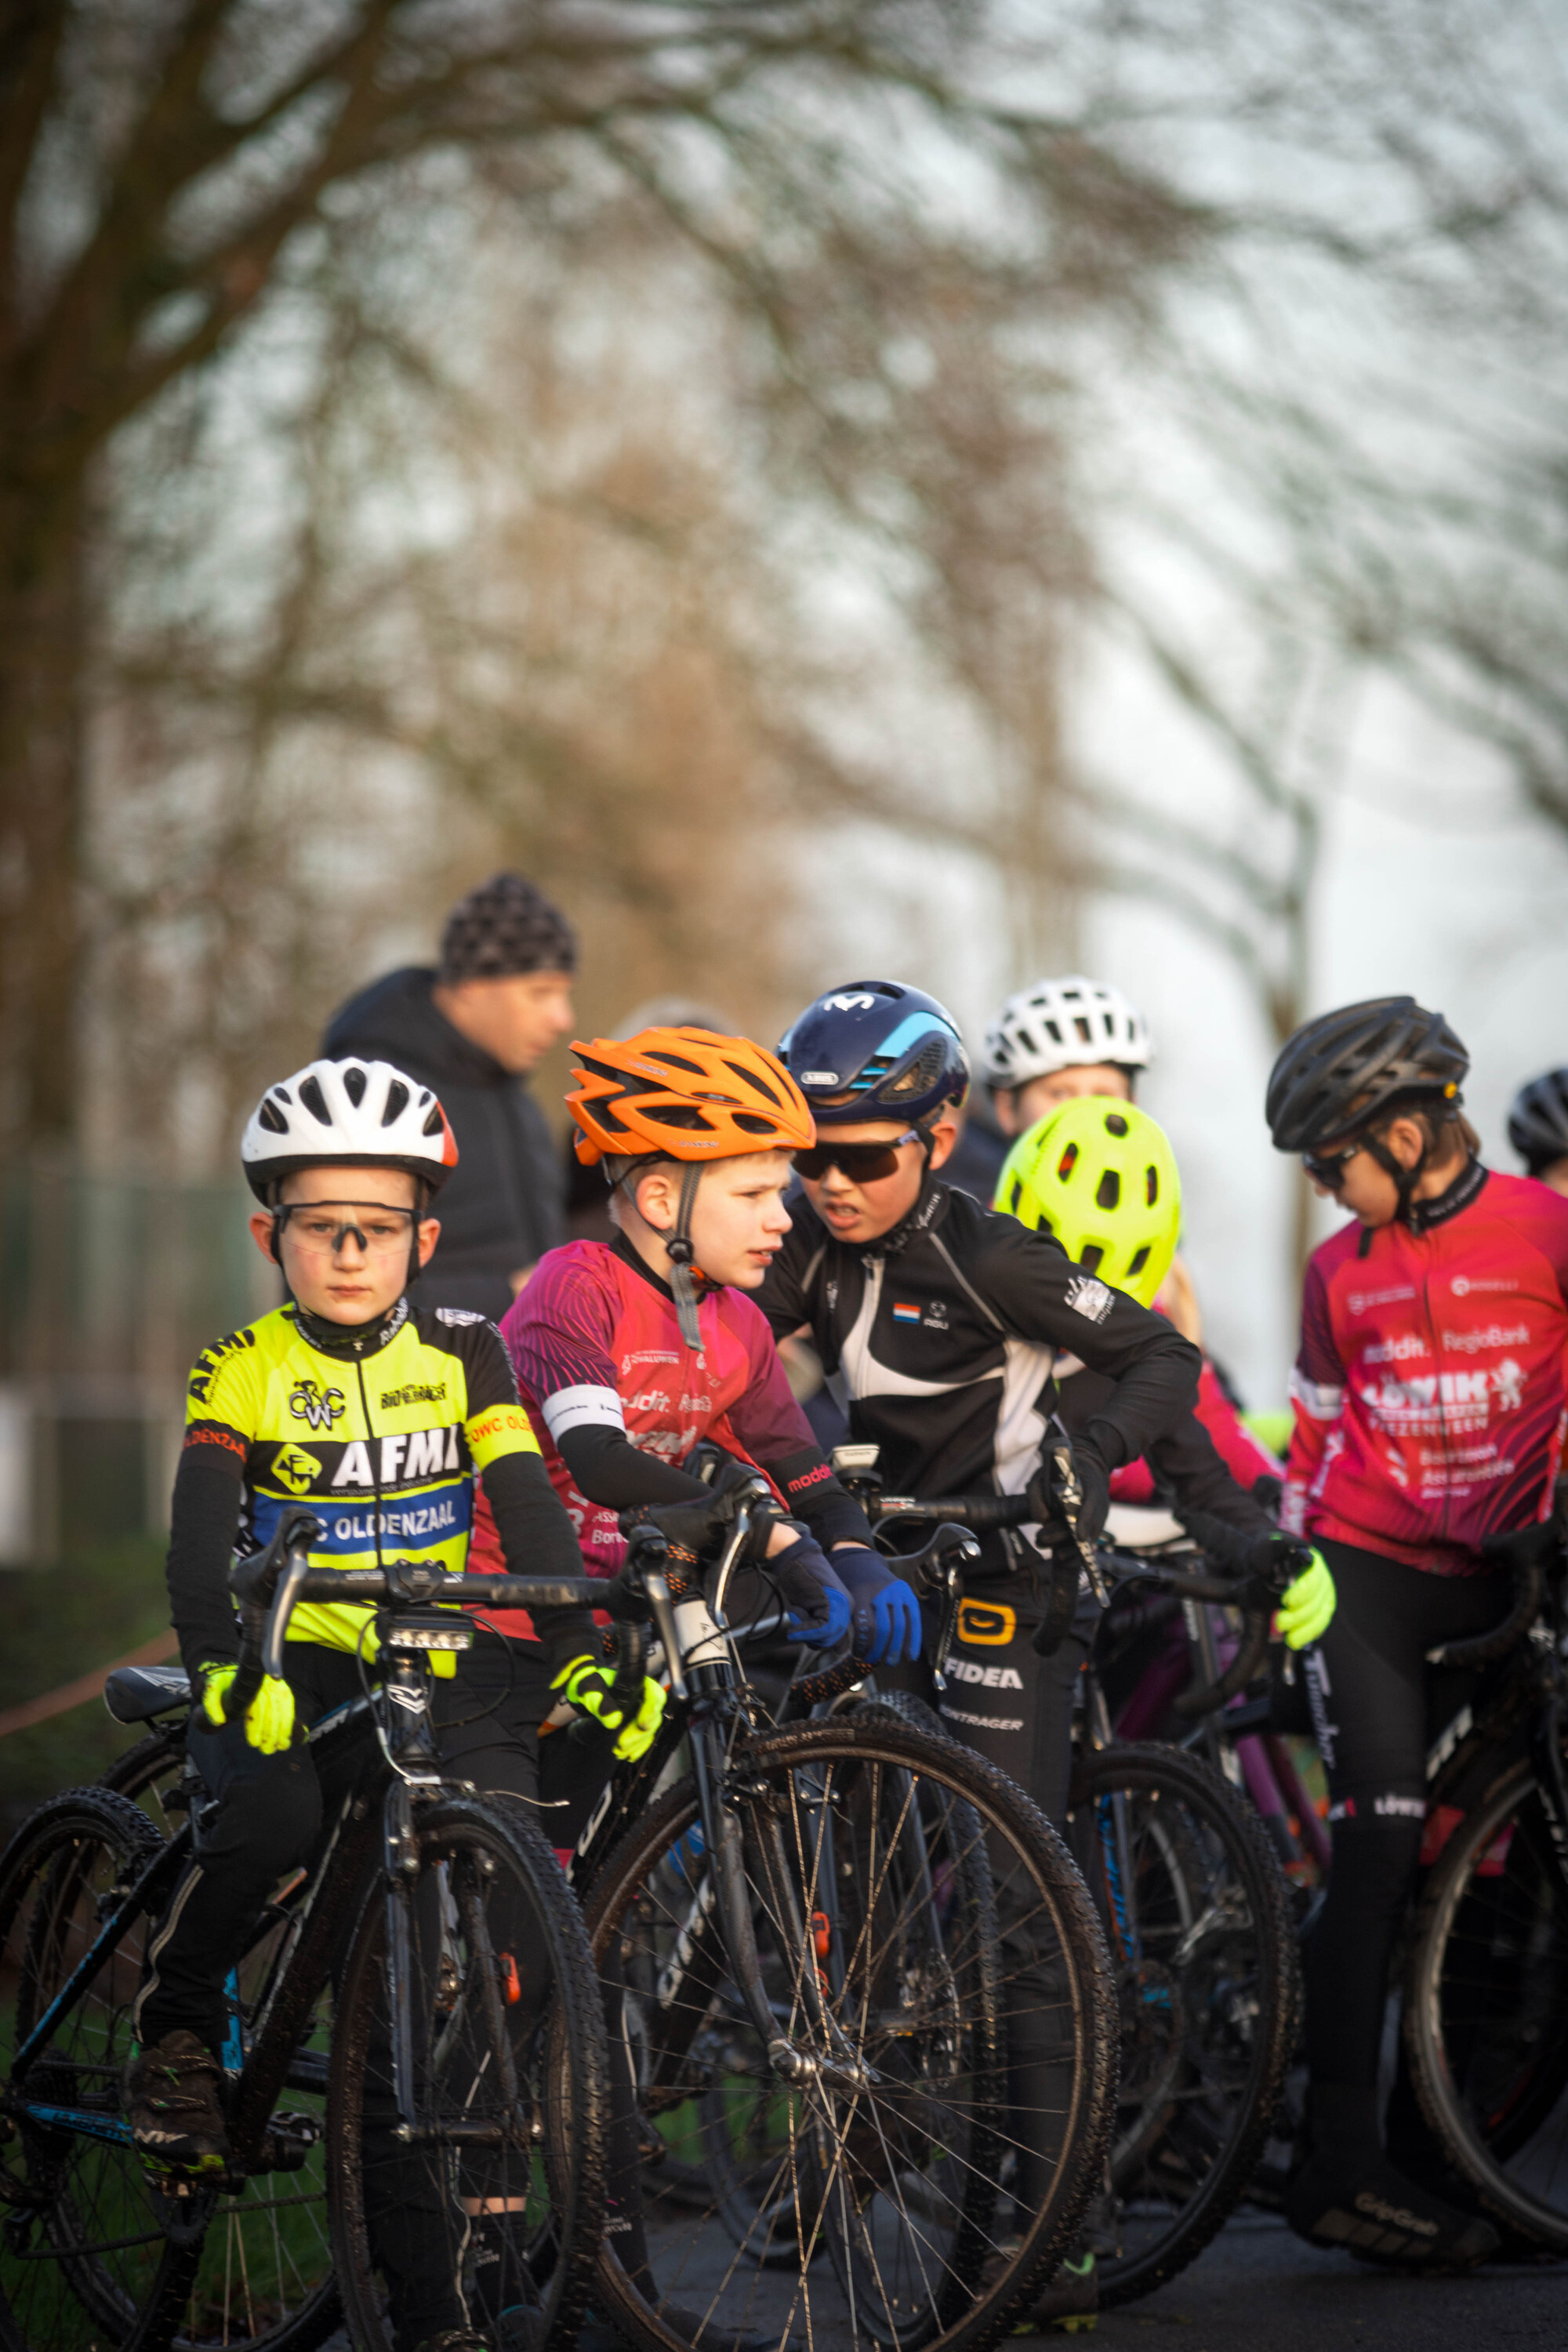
[468,1239,822,1630]
[1283,1168,1568,1573]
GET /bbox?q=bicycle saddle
[104,1664,192,1723]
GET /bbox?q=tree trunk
[0,488,87,1155]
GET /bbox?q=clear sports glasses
[277,1202,419,1258]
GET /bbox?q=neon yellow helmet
[993,1096,1181,1307]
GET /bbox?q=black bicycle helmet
[1508,1069,1568,1174]
[1265,996,1468,1154]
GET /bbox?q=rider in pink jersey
[1269,996,1568,2271]
[467,1024,915,1664]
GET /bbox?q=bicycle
[514,1471,1117,2352]
[1095,1526,1331,1912]
[1398,1495,1568,2254]
[0,1505,612,2352]
[829,1449,1302,2312]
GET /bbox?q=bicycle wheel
[584,1715,1116,2352]
[1406,1751,1568,2252]
[101,1722,191,1838]
[1067,1740,1298,2308]
[330,1791,608,2352]
[0,1785,340,2352]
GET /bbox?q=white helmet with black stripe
[983,976,1152,1091]
[241,1058,459,1203]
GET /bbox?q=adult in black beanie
[323,874,576,1319]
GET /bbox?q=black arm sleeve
[765,1444,875,1550]
[556,1424,711,1509]
[960,1208,1202,1468]
[165,1443,245,1680]
[481,1446,601,1678]
[1145,1415,1277,1539]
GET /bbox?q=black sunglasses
[795,1127,925,1183]
[1301,1140,1363,1189]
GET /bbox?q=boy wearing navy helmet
[762,981,1213,2331]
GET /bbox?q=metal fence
[0,1158,275,1563]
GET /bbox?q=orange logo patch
[956,1599,1016,1646]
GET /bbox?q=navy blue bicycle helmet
[778,981,970,1127]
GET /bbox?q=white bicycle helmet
[983,976,1153,1091]
[241,1058,459,1203]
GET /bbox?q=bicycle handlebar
[1427,1491,1567,1669]
[861,1486,1300,1717]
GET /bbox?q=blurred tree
[2,0,1202,1158]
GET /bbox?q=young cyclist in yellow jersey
[126,1058,592,2352]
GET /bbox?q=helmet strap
[663,1162,706,1352]
[1361,1124,1430,1224]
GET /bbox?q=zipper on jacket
[354,1356,386,1572]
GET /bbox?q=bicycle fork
[688,1718,871,2095]
[381,1782,522,2151]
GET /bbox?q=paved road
[1091,2210,1566,2352]
[564,2209,1568,2352]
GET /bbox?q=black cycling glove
[1029,1435,1112,1548]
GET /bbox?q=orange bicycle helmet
[568,1029,815,1165]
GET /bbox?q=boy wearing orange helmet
[463,1029,916,2329]
[473,1029,913,1666]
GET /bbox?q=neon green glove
[198,1663,297,1753]
[552,1654,667,1762]
[1275,1549,1336,1650]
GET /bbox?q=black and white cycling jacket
[756,1178,1255,1555]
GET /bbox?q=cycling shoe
[124,2031,230,2171]
[1013,2246,1098,2332]
[1287,2148,1499,2270]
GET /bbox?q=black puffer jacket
[322,967,563,1320]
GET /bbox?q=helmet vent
[258,1098,289,1134]
[381,1079,409,1127]
[1095,1169,1120,1210]
[734,1112,777,1135]
[1145,1167,1160,1205]
[298,1075,331,1125]
[886,1035,949,1098]
[343,1065,367,1106]
[1080,1243,1104,1274]
[422,1105,445,1136]
[1128,1244,1150,1279]
[649,1051,707,1075]
[1105,1111,1129,1137]
[729,1059,782,1106]
[1008,1177,1025,1212]
[1073,1017,1093,1044]
[1057,1142,1080,1180]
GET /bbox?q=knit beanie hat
[437,873,578,983]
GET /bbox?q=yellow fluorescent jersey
[183,1299,539,1653]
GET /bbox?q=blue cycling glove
[771,1530,852,1651]
[831,1546,923,1667]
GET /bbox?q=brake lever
[1035,1439,1109,1606]
[710,1505,752,1632]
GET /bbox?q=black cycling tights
[1302,1539,1508,2102]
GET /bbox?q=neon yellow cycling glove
[198,1663,297,1754]
[1274,1550,1336,1650]
[553,1655,666,1762]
